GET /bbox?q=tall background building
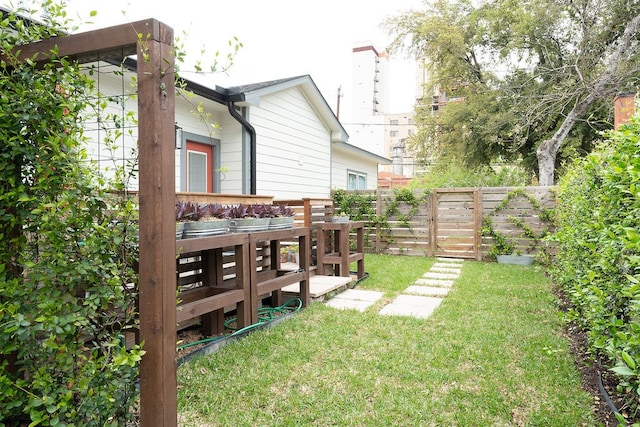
[346,44,388,158]
[345,43,420,186]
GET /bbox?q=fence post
[429,191,438,257]
[375,188,383,254]
[475,188,483,260]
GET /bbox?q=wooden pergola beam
[2,18,177,426]
[4,18,168,64]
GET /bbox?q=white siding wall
[174,95,241,193]
[82,63,236,192]
[331,146,379,191]
[248,87,332,199]
[82,67,376,198]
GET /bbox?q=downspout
[227,101,257,195]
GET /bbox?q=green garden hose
[177,297,303,351]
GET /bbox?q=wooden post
[426,191,433,257]
[375,188,383,254]
[136,21,177,427]
[475,188,483,260]
[430,191,438,257]
[302,198,311,228]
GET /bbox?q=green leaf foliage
[385,0,638,180]
[551,114,640,410]
[0,3,141,425]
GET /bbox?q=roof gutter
[227,101,257,194]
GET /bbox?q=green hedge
[0,5,142,425]
[552,116,640,405]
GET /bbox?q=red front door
[186,141,213,193]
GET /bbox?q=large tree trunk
[536,12,640,185]
[536,139,557,186]
[536,100,592,185]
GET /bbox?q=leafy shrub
[409,161,532,189]
[551,115,640,408]
[0,4,142,425]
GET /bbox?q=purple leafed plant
[175,201,198,222]
[273,204,295,217]
[226,203,250,219]
[199,203,228,220]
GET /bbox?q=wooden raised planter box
[248,227,310,324]
[176,226,310,334]
[316,221,365,279]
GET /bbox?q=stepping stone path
[325,257,463,319]
[325,289,385,312]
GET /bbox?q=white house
[85,59,390,200]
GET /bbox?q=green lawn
[177,254,595,426]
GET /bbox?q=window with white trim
[347,170,367,190]
[187,150,208,192]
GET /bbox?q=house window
[390,119,399,126]
[408,118,414,125]
[390,130,399,137]
[347,170,367,190]
[407,129,413,136]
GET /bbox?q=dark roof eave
[181,78,233,105]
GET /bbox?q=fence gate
[431,189,481,259]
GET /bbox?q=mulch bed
[557,286,638,426]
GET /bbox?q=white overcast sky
[9,1,425,115]
[5,0,422,113]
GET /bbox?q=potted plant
[287,244,299,264]
[279,244,299,264]
[227,203,271,233]
[268,203,295,230]
[280,246,290,263]
[482,216,533,265]
[175,200,198,239]
[332,211,350,223]
[182,203,229,239]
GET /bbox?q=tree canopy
[385,0,640,185]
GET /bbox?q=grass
[177,254,595,426]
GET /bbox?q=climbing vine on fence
[481,188,555,259]
[332,188,431,252]
[0,5,142,425]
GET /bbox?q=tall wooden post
[136,21,177,426]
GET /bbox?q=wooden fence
[336,186,556,260]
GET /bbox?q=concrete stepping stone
[432,262,462,269]
[405,285,450,297]
[325,289,383,312]
[379,295,443,319]
[436,257,464,263]
[414,278,454,287]
[430,266,462,274]
[422,271,460,280]
[282,275,352,298]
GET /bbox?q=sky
[53,0,424,117]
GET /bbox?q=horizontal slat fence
[375,191,431,256]
[480,187,556,258]
[333,187,556,259]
